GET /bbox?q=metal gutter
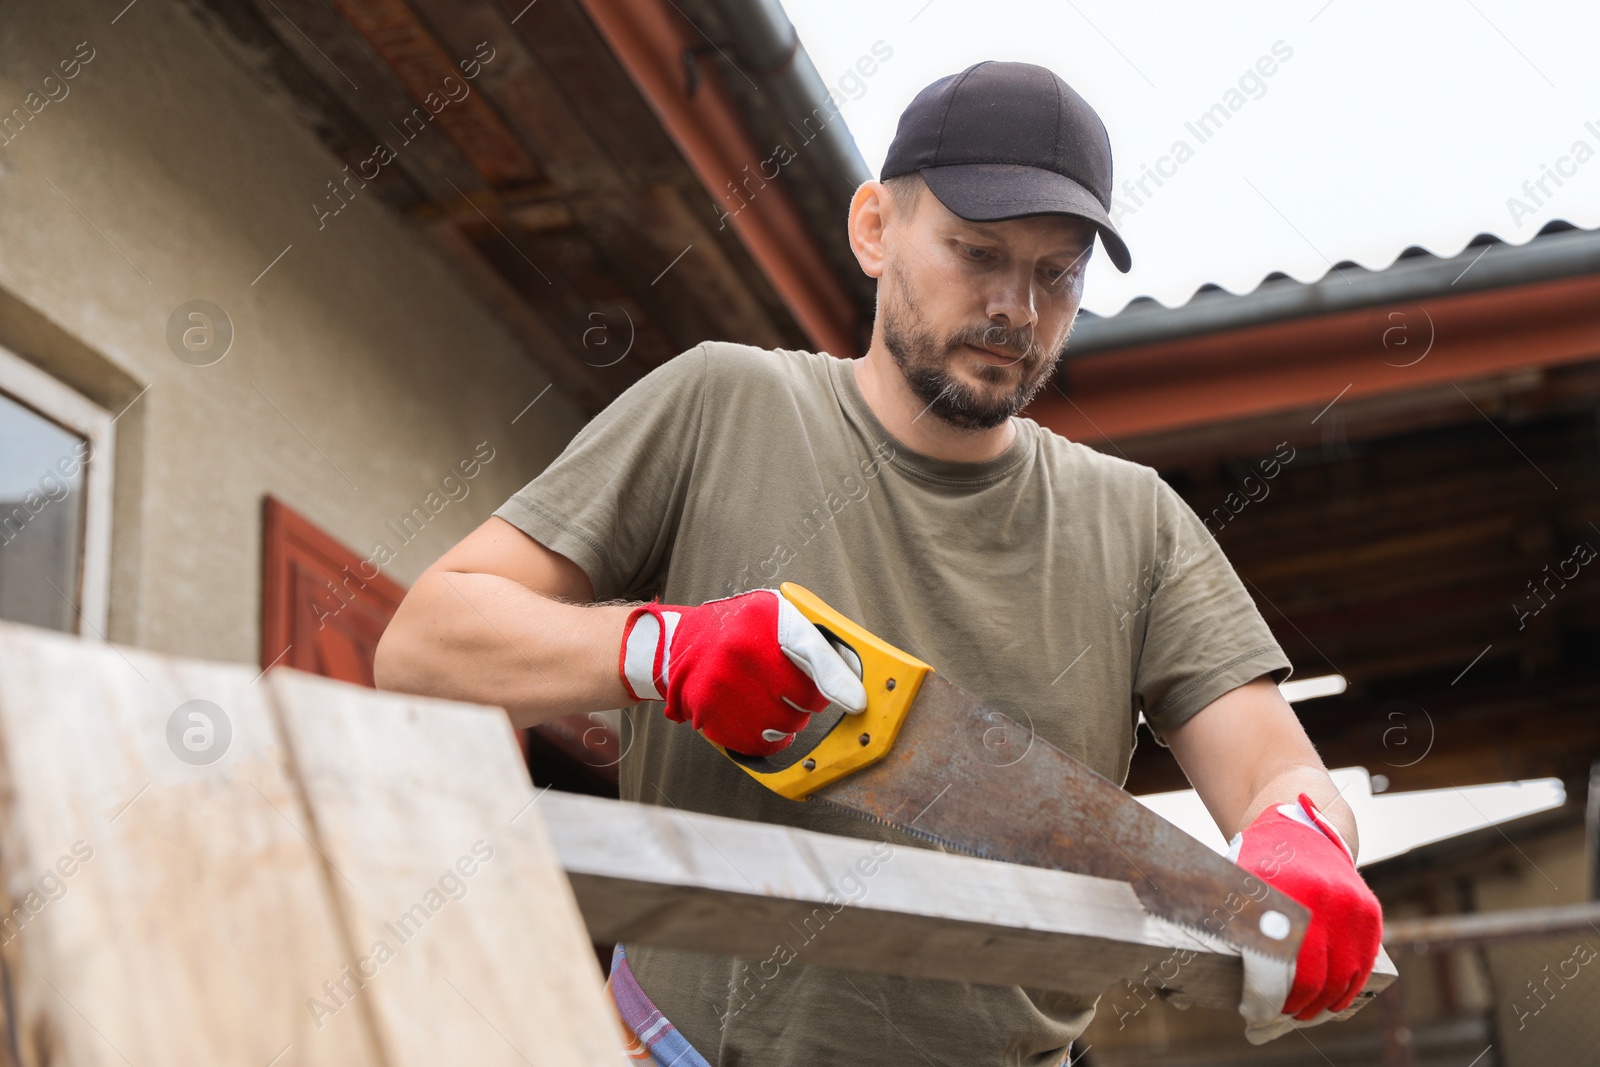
[1068,222,1600,356]
[580,0,862,359]
[700,0,873,207]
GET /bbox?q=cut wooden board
[0,619,381,1066]
[542,790,1398,1015]
[267,669,622,1067]
[0,622,621,1067]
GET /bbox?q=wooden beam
[492,0,685,187]
[242,0,494,202]
[1088,360,1600,472]
[328,0,546,187]
[1031,274,1600,442]
[572,182,790,353]
[466,0,809,350]
[404,0,635,193]
[539,791,1397,1014]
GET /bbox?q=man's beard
[880,267,1067,432]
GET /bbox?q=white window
[0,345,114,637]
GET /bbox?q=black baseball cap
[880,61,1131,273]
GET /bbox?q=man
[375,60,1382,1065]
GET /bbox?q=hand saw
[713,581,1310,974]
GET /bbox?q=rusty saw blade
[810,673,1309,968]
[716,583,1311,971]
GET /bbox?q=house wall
[0,0,586,662]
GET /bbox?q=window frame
[0,344,115,639]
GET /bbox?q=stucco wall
[0,0,587,662]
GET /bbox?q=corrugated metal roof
[1067,218,1600,356]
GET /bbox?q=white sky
[782,0,1600,316]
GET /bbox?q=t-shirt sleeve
[1134,473,1293,743]
[492,344,708,602]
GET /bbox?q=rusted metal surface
[812,674,1310,969]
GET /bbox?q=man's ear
[847,181,891,280]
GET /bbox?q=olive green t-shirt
[493,341,1292,1066]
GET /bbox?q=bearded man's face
[872,180,1096,432]
[880,257,1069,431]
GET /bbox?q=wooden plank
[266,668,620,1067]
[498,0,686,184]
[243,0,496,203]
[0,620,383,1066]
[406,0,626,193]
[539,791,1397,1015]
[328,0,546,189]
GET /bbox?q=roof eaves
[1067,219,1600,357]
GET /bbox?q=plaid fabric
[607,944,713,1067]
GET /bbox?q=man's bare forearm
[373,569,635,728]
[1168,678,1361,862]
[1238,766,1360,863]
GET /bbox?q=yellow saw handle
[715,582,933,800]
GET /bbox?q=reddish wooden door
[259,496,619,797]
[260,497,406,685]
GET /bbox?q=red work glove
[1229,792,1383,1044]
[617,588,868,757]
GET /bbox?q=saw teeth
[813,799,1295,965]
[813,797,1021,863]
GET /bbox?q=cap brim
[919,162,1131,273]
